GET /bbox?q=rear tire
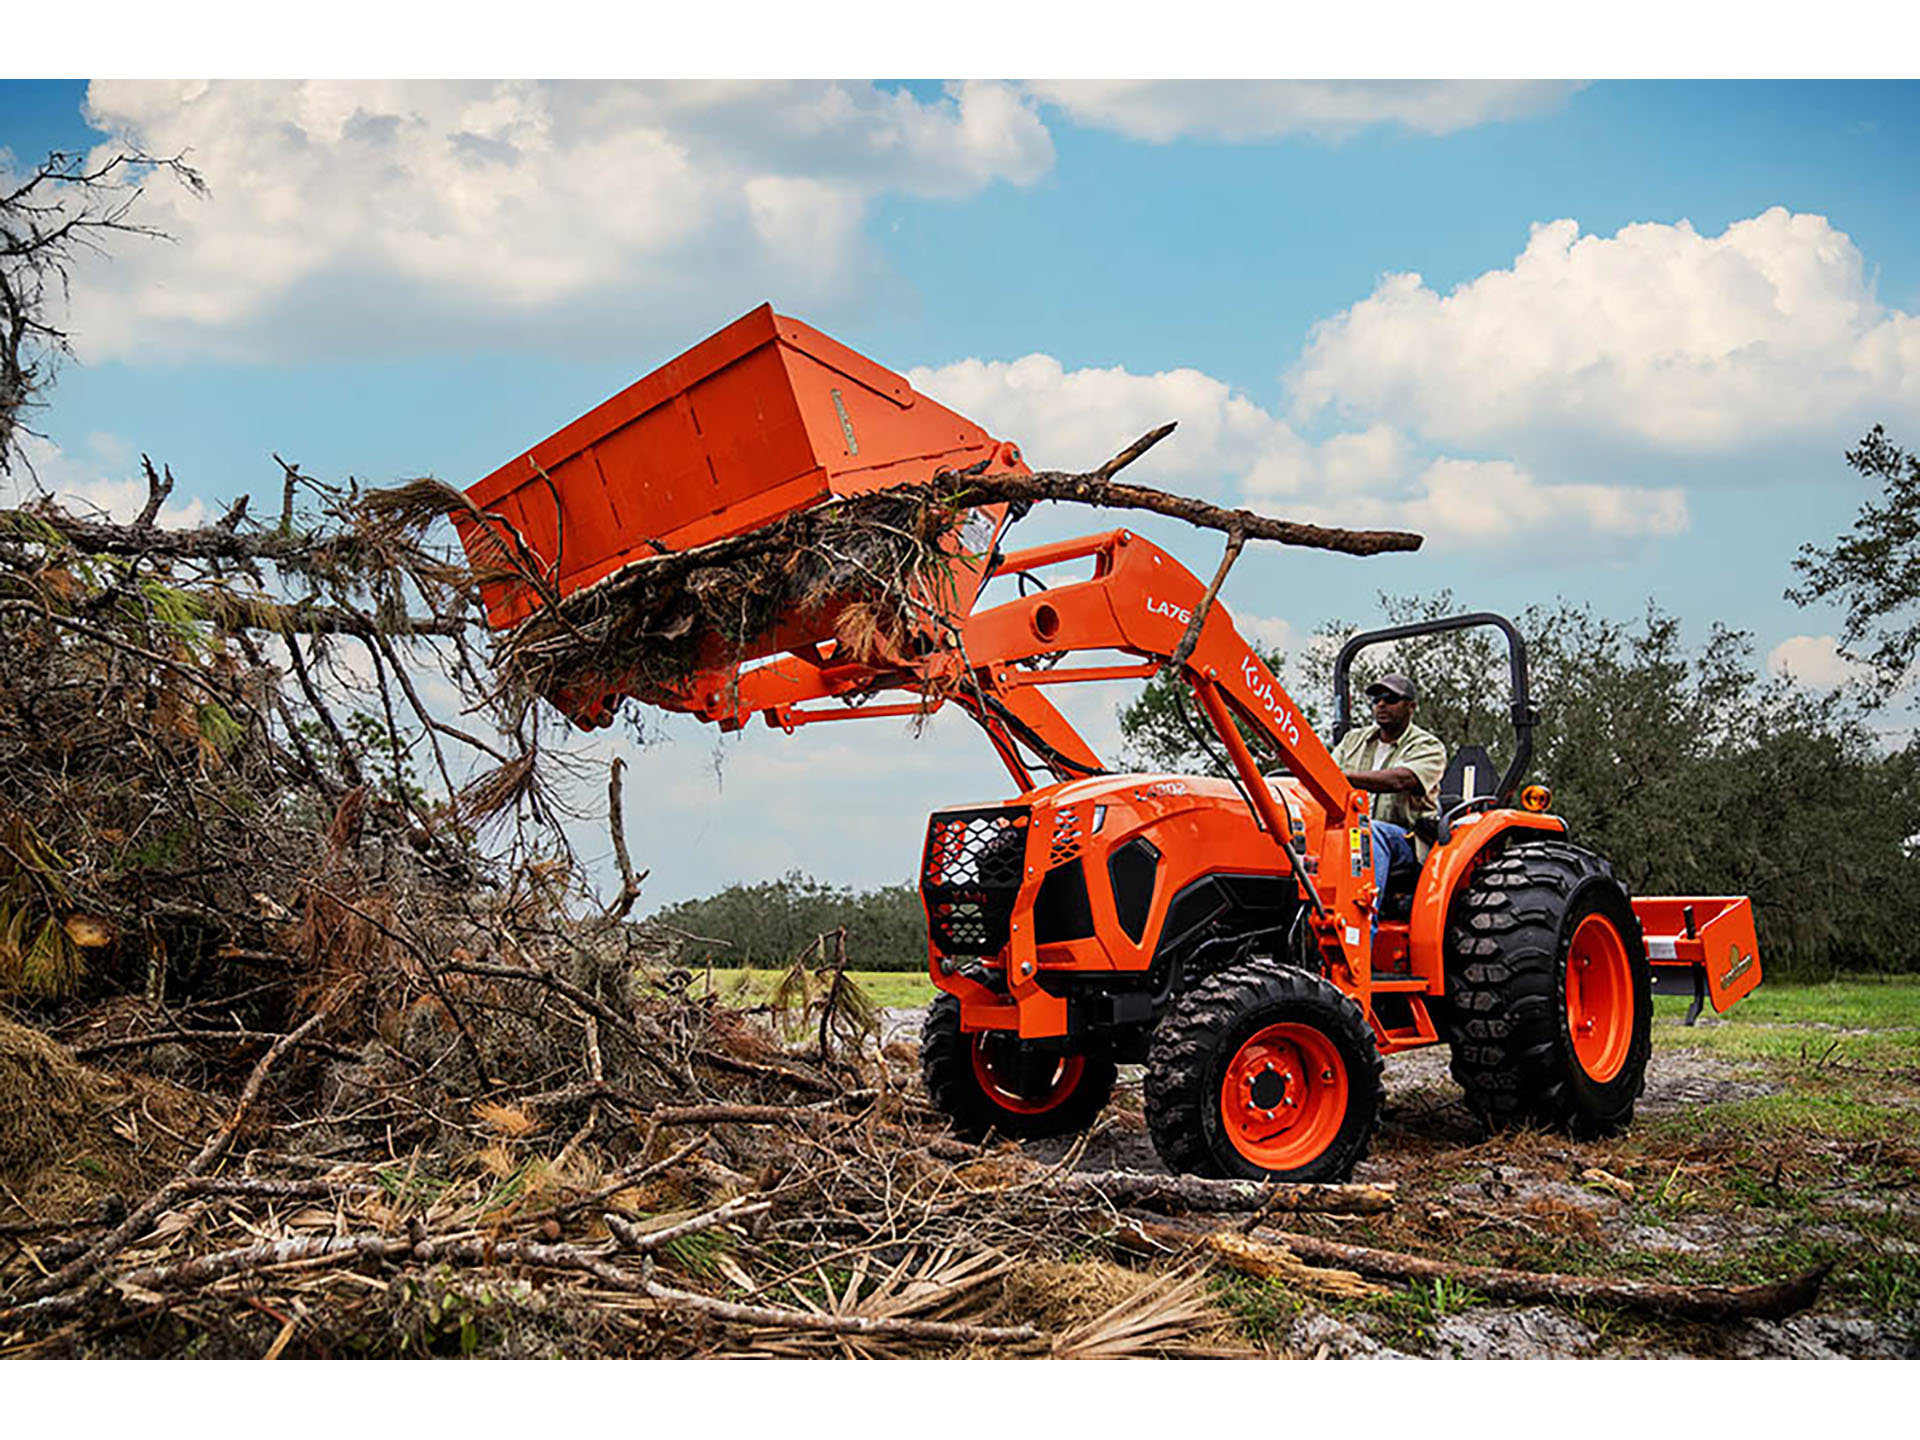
[1444,838,1651,1137]
[1145,960,1383,1182]
[920,992,1116,1141]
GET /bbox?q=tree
[1788,425,1920,703]
[1,148,202,473]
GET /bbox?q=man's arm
[1346,728,1448,801]
[1344,764,1425,795]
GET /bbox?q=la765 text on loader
[455,304,1764,1182]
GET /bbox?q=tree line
[651,872,930,971]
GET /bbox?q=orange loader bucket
[453,304,1027,726]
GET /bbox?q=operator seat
[1382,743,1499,921]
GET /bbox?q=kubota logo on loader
[1239,654,1302,745]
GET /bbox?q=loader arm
[686,527,1379,977]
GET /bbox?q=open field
[692,967,936,1010]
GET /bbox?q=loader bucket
[454,304,1022,724]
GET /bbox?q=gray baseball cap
[1365,673,1418,702]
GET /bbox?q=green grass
[1656,974,1920,1029]
[1655,975,1920,1071]
[691,967,935,1010]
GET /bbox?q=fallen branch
[1128,1214,1832,1322]
[1045,1171,1394,1216]
[604,1197,770,1255]
[1167,525,1245,673]
[1114,1219,1385,1301]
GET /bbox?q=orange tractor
[457,304,1764,1182]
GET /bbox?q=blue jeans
[1370,821,1417,933]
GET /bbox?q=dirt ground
[882,1005,1920,1358]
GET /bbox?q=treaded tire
[919,992,1117,1141]
[1445,837,1651,1138]
[1144,960,1384,1182]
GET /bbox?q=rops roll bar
[1331,612,1538,805]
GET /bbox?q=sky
[6,60,1920,911]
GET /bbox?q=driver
[1331,673,1447,901]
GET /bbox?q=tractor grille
[922,806,1030,956]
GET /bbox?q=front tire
[1145,960,1383,1182]
[920,992,1116,1141]
[1445,838,1651,1137]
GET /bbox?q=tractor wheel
[919,992,1116,1141]
[1445,838,1651,1138]
[1144,959,1383,1183]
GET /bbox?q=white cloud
[911,352,1687,549]
[59,80,1053,362]
[909,352,1305,495]
[1266,456,1689,550]
[1233,612,1299,657]
[1767,634,1875,691]
[1024,81,1579,143]
[3,432,208,528]
[1293,208,1920,452]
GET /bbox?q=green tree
[1788,426,1920,702]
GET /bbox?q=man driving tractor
[1329,672,1447,896]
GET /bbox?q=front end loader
[455,304,1763,1183]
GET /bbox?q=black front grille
[922,806,1030,956]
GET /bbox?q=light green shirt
[1330,719,1448,830]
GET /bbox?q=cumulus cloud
[1767,634,1876,691]
[1293,208,1920,452]
[911,351,1687,549]
[909,352,1305,495]
[1023,80,1579,142]
[1274,456,1687,549]
[61,80,1054,362]
[1233,612,1299,657]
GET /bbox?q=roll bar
[1331,612,1538,805]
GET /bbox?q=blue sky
[6,75,1920,908]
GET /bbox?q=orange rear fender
[1408,810,1570,989]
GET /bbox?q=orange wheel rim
[1218,1022,1348,1171]
[1567,913,1633,1082]
[970,1040,1085,1115]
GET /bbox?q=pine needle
[1050,1265,1242,1359]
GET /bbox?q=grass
[1656,975,1920,1071]
[690,966,935,1010]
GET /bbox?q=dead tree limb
[602,756,648,922]
[604,1197,770,1255]
[1168,524,1245,672]
[1124,1215,1831,1323]
[1045,1171,1394,1216]
[15,1007,333,1304]
[511,425,1422,621]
